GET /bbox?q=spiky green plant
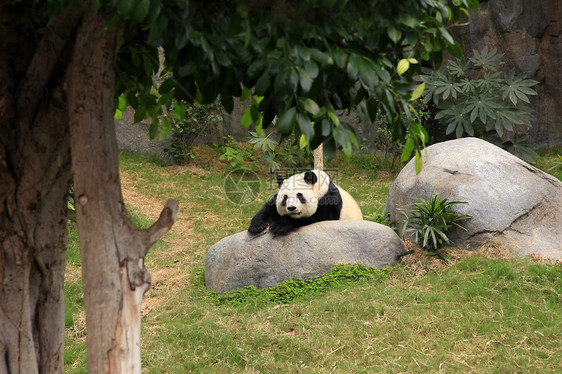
[401,195,471,254]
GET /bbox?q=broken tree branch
[143,199,179,252]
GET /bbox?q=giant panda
[248,170,362,236]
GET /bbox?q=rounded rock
[205,220,405,294]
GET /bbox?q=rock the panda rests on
[248,170,362,236]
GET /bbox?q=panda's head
[275,170,331,219]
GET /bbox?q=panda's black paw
[248,223,267,234]
[269,222,293,236]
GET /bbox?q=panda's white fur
[248,169,362,235]
[337,185,363,220]
[275,169,331,219]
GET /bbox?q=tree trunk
[67,8,178,374]
[0,3,76,373]
[2,2,177,372]
[314,144,324,170]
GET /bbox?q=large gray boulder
[205,221,405,294]
[385,138,562,260]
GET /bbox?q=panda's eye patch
[281,195,288,206]
[297,193,306,204]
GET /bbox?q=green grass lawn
[64,146,562,373]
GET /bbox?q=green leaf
[439,27,454,45]
[464,120,474,136]
[241,107,253,127]
[133,108,147,123]
[158,78,175,95]
[149,118,158,140]
[321,119,331,136]
[415,149,423,174]
[160,117,171,140]
[495,120,504,138]
[250,98,260,123]
[297,114,314,140]
[244,18,251,47]
[410,122,427,145]
[373,62,391,84]
[117,95,127,111]
[346,54,360,80]
[222,94,234,113]
[304,60,319,78]
[117,0,133,16]
[249,132,278,152]
[114,109,122,120]
[358,59,379,91]
[397,59,410,76]
[366,98,378,121]
[456,121,464,138]
[289,68,299,93]
[309,48,333,65]
[323,137,336,159]
[328,111,340,127]
[300,97,320,116]
[467,0,480,9]
[333,127,352,156]
[332,47,347,68]
[387,27,402,43]
[240,87,252,101]
[447,42,463,59]
[255,72,270,96]
[132,0,150,22]
[401,137,414,162]
[299,134,307,149]
[410,82,425,101]
[277,107,297,134]
[298,68,313,92]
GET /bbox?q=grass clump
[209,264,391,306]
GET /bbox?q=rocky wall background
[453,0,562,147]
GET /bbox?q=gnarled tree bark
[67,7,178,374]
[1,2,178,372]
[1,2,76,372]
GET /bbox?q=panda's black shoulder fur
[314,181,343,220]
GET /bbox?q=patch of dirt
[64,265,82,285]
[397,236,559,281]
[477,238,515,260]
[121,179,166,221]
[397,241,452,278]
[168,146,229,171]
[120,172,197,248]
[120,172,199,314]
[397,240,509,279]
[376,169,395,180]
[142,268,191,314]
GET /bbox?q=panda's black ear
[276,174,284,188]
[304,171,318,185]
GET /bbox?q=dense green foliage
[421,46,539,159]
[106,0,480,165]
[163,100,223,163]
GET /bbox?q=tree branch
[16,2,87,128]
[143,199,179,252]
